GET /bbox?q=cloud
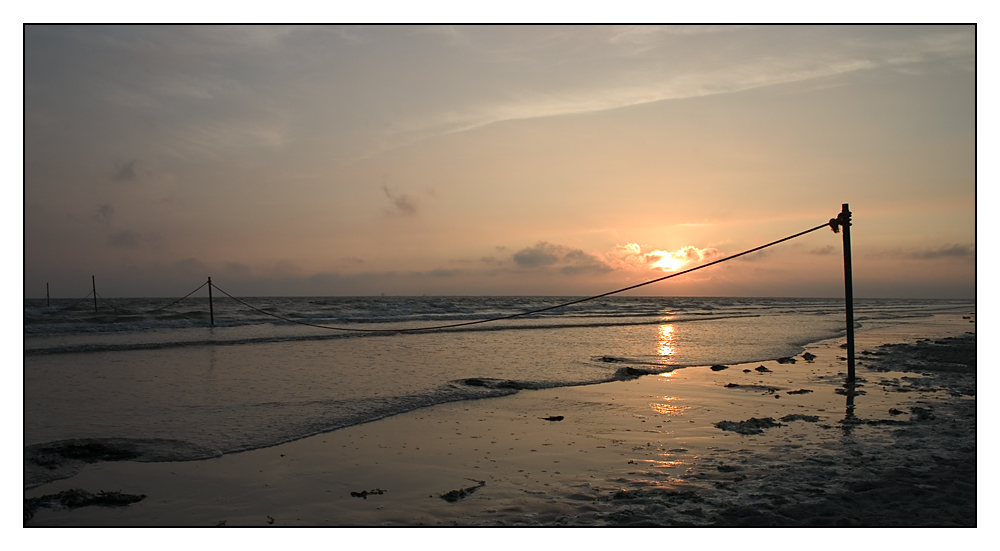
[113,160,138,182]
[606,243,657,270]
[511,242,612,274]
[561,250,613,275]
[107,228,162,250]
[512,242,563,268]
[672,246,718,262]
[225,262,251,275]
[108,229,139,247]
[809,245,835,255]
[383,26,973,154]
[174,258,210,276]
[94,203,115,224]
[907,244,974,259]
[382,185,418,216]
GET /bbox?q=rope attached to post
[211,220,835,333]
[146,281,210,314]
[87,281,211,315]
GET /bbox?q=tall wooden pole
[208,277,214,326]
[92,275,98,313]
[46,283,50,307]
[840,204,855,385]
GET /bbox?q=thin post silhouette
[92,276,97,313]
[46,283,50,307]
[840,204,855,385]
[208,277,214,326]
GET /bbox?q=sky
[23,24,976,299]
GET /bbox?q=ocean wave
[23,313,767,356]
[23,360,688,489]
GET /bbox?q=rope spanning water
[84,281,210,315]
[144,281,210,313]
[211,221,834,333]
[58,290,95,310]
[94,291,130,313]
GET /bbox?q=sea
[23,294,973,487]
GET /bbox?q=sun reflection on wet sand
[638,459,685,469]
[650,397,689,416]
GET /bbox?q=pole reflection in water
[841,380,860,437]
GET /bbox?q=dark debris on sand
[24,437,221,490]
[33,441,140,467]
[862,334,976,397]
[597,333,976,527]
[714,417,781,435]
[724,383,780,394]
[440,479,486,502]
[779,414,820,423]
[24,489,146,523]
[350,488,386,499]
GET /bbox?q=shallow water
[23,296,973,487]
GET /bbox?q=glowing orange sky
[23,25,975,298]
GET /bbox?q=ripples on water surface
[24,296,972,478]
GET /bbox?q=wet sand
[24,325,976,528]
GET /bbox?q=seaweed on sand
[440,479,485,502]
[33,441,140,467]
[714,417,782,435]
[24,489,146,523]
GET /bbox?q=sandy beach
[24,318,976,528]
[22,23,978,541]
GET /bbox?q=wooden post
[840,204,855,385]
[46,283,50,307]
[208,277,214,326]
[92,275,98,313]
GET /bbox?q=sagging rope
[211,220,834,333]
[88,281,210,315]
[58,290,95,310]
[144,281,210,314]
[94,291,130,313]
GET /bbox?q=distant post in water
[46,283,50,307]
[840,204,855,385]
[208,277,214,326]
[92,275,98,313]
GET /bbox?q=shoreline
[24,326,975,527]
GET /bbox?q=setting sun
[651,251,688,271]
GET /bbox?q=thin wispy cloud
[380,26,973,154]
[907,244,975,260]
[809,246,836,256]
